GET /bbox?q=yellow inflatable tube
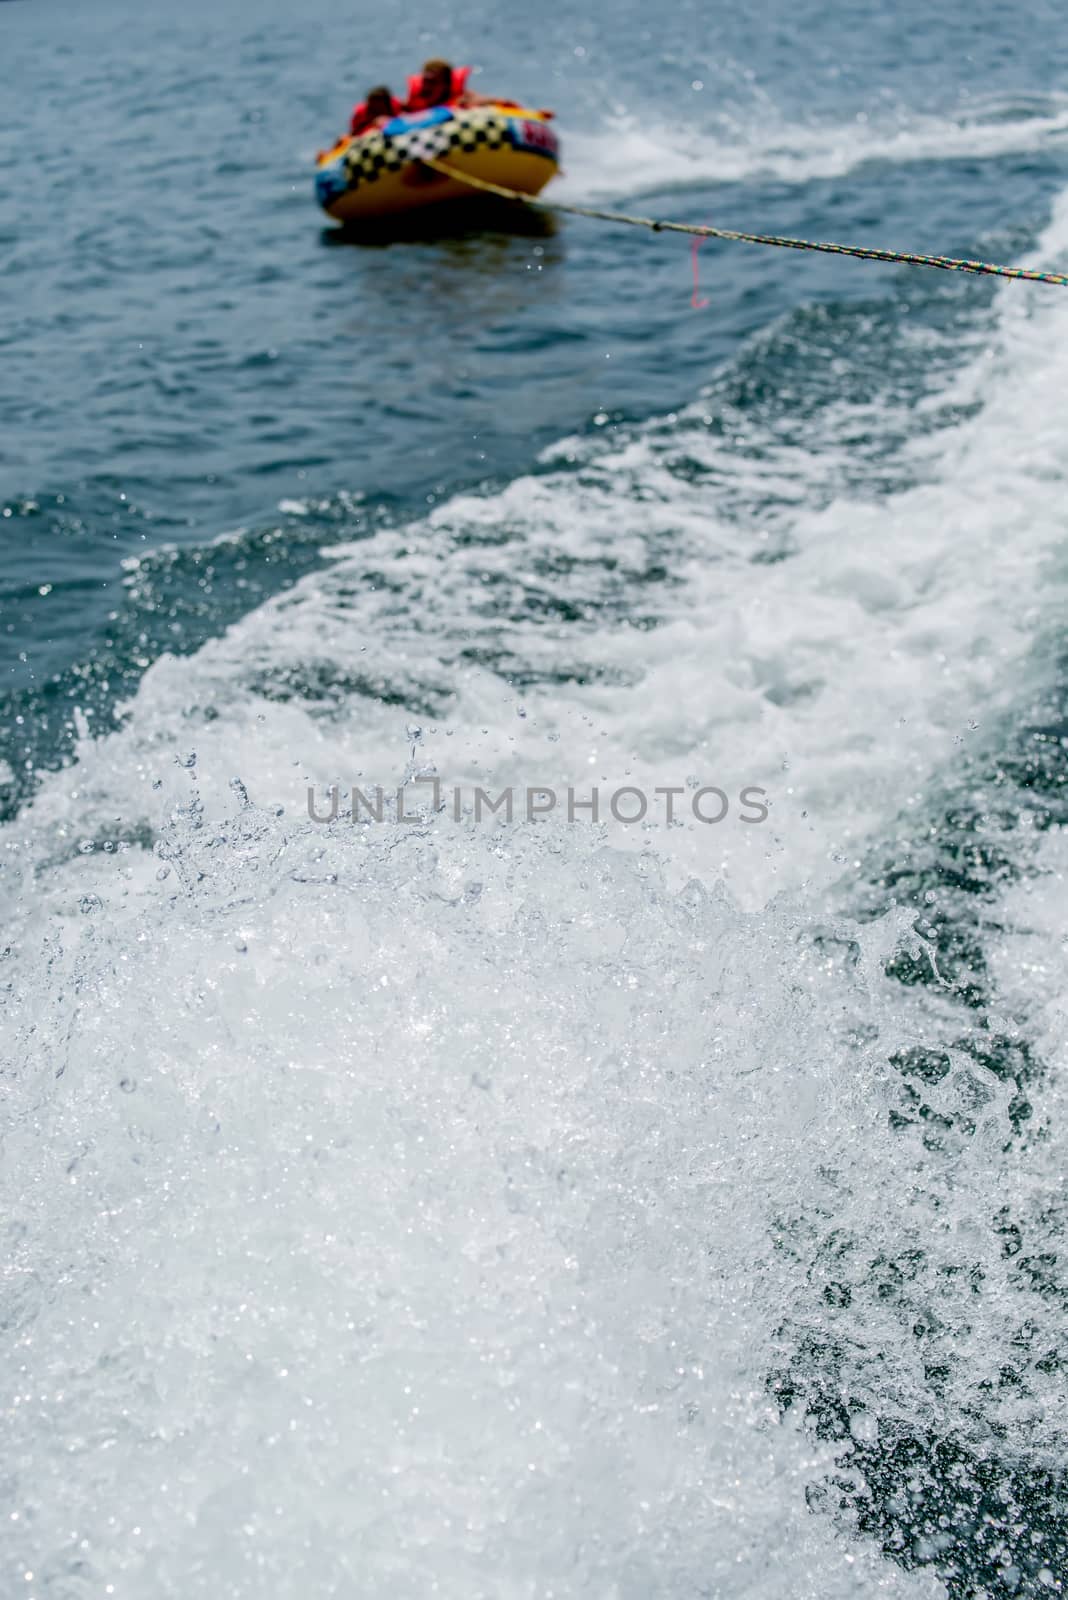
[315,103,559,225]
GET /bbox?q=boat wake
[563,95,1068,201]
[4,111,1068,1600]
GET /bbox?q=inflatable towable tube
[315,103,559,224]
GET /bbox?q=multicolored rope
[422,159,1068,288]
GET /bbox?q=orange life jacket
[349,94,401,136]
[404,64,471,112]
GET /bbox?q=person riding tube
[349,85,401,137]
[404,59,487,112]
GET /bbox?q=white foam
[560,97,1068,201]
[3,790,953,1599]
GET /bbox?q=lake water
[3,0,1068,1595]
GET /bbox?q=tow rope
[422,158,1068,289]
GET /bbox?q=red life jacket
[349,94,401,137]
[404,64,471,112]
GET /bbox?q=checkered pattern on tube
[342,110,512,192]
